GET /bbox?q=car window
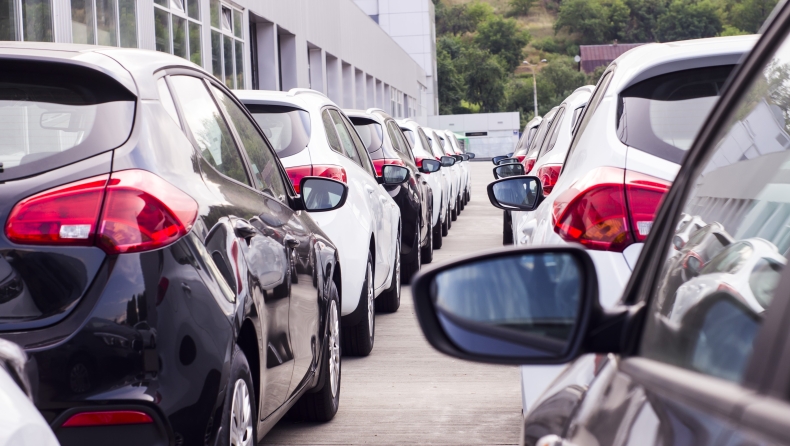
[526,109,557,160]
[539,107,565,159]
[321,109,343,155]
[169,76,249,186]
[157,77,180,126]
[565,72,613,165]
[389,121,415,162]
[571,105,585,131]
[246,104,311,159]
[340,113,376,177]
[352,119,384,154]
[327,109,361,166]
[210,86,287,199]
[417,128,433,157]
[402,128,416,146]
[640,37,790,384]
[386,121,405,154]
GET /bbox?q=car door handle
[284,235,300,248]
[233,219,257,240]
[365,185,375,195]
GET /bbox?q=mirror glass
[441,156,456,167]
[494,164,524,179]
[491,177,539,210]
[302,178,345,211]
[421,159,441,173]
[382,164,409,184]
[468,153,476,159]
[491,155,507,165]
[431,252,582,358]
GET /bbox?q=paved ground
[262,161,522,445]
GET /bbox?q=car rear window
[246,104,311,158]
[0,60,136,181]
[350,118,384,154]
[526,109,557,159]
[617,65,736,164]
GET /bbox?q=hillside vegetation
[435,0,778,126]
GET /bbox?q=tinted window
[566,72,612,164]
[350,119,384,153]
[0,61,135,181]
[170,76,249,186]
[340,114,376,177]
[402,128,416,146]
[211,87,287,199]
[526,109,557,160]
[571,106,585,131]
[386,121,405,154]
[617,65,735,164]
[327,109,360,165]
[417,128,434,158]
[539,107,566,158]
[641,41,790,383]
[321,110,343,154]
[157,77,180,126]
[388,121,414,161]
[246,104,311,159]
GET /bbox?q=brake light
[61,410,153,427]
[516,155,526,163]
[523,158,536,174]
[285,165,347,193]
[537,164,561,196]
[6,170,198,255]
[372,158,405,176]
[552,167,669,252]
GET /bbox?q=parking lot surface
[262,161,522,445]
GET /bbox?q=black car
[412,4,790,444]
[0,44,403,446]
[347,109,440,281]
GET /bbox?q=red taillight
[524,158,536,174]
[372,158,405,177]
[516,155,526,163]
[285,165,347,193]
[552,167,669,252]
[61,410,153,427]
[537,164,561,196]
[6,170,198,255]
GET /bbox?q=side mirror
[410,246,602,365]
[507,152,514,157]
[496,157,519,165]
[420,159,441,173]
[493,163,525,179]
[461,154,470,161]
[491,155,508,165]
[299,177,348,212]
[440,156,456,167]
[468,153,476,159]
[378,164,410,185]
[487,176,542,211]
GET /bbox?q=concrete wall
[423,112,521,158]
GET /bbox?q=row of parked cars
[0,42,473,445]
[413,1,790,443]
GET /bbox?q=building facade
[353,0,437,116]
[423,112,520,158]
[0,0,428,118]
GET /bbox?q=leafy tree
[474,16,531,72]
[728,0,778,33]
[505,77,536,127]
[507,0,536,17]
[466,1,495,25]
[460,47,506,112]
[555,0,609,44]
[437,38,465,114]
[655,0,723,42]
[622,0,667,42]
[720,24,750,35]
[605,0,631,41]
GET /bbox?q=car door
[558,21,790,446]
[168,74,294,420]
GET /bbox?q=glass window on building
[210,0,244,89]
[153,0,200,64]
[1,0,53,42]
[72,0,136,47]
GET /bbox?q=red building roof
[579,43,646,73]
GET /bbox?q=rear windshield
[350,118,384,154]
[402,128,416,146]
[526,109,557,159]
[0,61,136,181]
[247,104,311,158]
[617,65,735,164]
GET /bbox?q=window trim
[153,0,201,63]
[209,0,245,89]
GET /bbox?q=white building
[352,0,438,116]
[0,0,428,118]
[426,112,521,158]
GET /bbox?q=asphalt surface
[262,161,522,445]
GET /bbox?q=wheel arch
[236,318,260,412]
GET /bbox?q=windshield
[617,65,736,164]
[247,104,311,158]
[0,60,136,181]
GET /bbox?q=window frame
[153,0,201,64]
[209,0,245,89]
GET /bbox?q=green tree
[435,0,493,35]
[605,0,631,41]
[655,0,723,42]
[728,0,778,33]
[460,47,507,112]
[507,0,536,17]
[555,0,609,44]
[437,44,465,114]
[622,0,667,42]
[475,16,531,72]
[505,77,536,127]
[534,58,589,114]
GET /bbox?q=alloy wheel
[328,300,340,398]
[230,378,253,446]
[366,263,374,337]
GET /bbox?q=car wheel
[447,203,453,229]
[503,211,513,245]
[433,205,443,249]
[290,281,341,421]
[459,193,465,211]
[441,202,449,237]
[401,225,421,282]
[342,253,375,356]
[219,345,256,446]
[377,234,400,313]
[421,213,434,264]
[451,198,458,221]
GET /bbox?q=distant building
[579,43,646,73]
[419,112,521,158]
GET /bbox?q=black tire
[503,211,513,245]
[421,213,434,264]
[219,345,257,446]
[401,225,421,282]
[377,234,400,313]
[459,192,465,211]
[441,201,449,237]
[451,199,458,221]
[290,280,341,421]
[342,252,375,356]
[432,210,443,249]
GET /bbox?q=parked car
[0,339,59,446]
[511,86,593,246]
[512,116,543,165]
[434,129,467,218]
[0,44,409,445]
[442,130,471,207]
[346,109,440,281]
[424,128,461,226]
[413,16,790,446]
[235,89,402,354]
[399,119,447,250]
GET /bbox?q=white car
[399,119,447,249]
[512,116,542,164]
[235,88,401,356]
[496,35,758,414]
[512,86,593,245]
[442,130,471,206]
[435,129,466,219]
[424,127,460,226]
[0,339,59,446]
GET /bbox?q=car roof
[233,88,335,112]
[608,35,758,94]
[562,85,594,109]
